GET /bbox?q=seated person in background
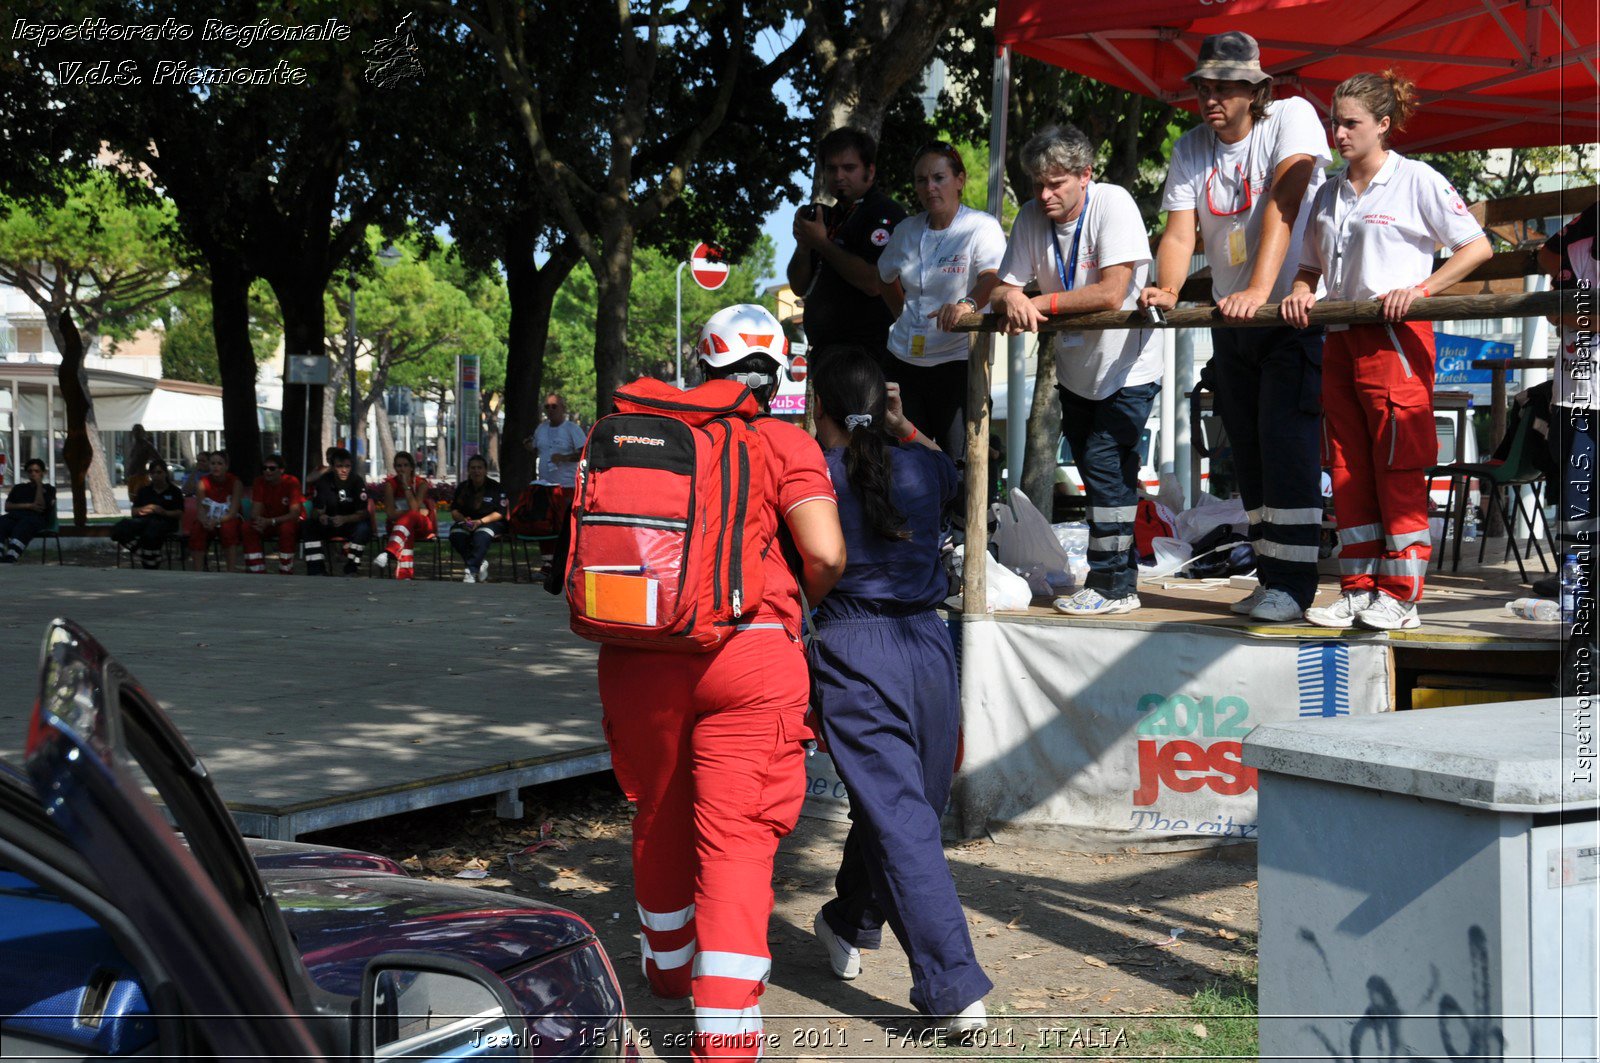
[181,450,210,497]
[111,460,184,569]
[303,446,340,490]
[374,451,435,579]
[243,453,304,575]
[449,455,506,584]
[190,450,245,572]
[0,459,56,563]
[304,447,371,576]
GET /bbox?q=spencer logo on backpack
[565,377,776,651]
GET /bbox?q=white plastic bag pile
[992,489,1077,597]
[949,543,1032,613]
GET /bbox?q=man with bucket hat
[1140,31,1332,622]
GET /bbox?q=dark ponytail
[813,346,909,541]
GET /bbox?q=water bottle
[1462,506,1479,542]
[1506,598,1561,621]
[1561,554,1582,623]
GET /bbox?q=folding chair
[1428,411,1549,581]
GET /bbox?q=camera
[1142,304,1168,326]
[800,204,821,223]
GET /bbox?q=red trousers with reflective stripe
[383,512,435,579]
[599,630,810,1063]
[1322,322,1436,603]
[242,522,299,572]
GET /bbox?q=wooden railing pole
[962,333,993,616]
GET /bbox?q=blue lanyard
[1051,185,1090,292]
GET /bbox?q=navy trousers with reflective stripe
[1059,381,1160,599]
[1210,326,1326,607]
[810,610,992,1017]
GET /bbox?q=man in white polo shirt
[1141,31,1331,623]
[991,123,1160,616]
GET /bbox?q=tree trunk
[435,391,451,481]
[211,259,263,483]
[501,222,579,495]
[1021,340,1060,516]
[482,393,502,474]
[592,222,636,418]
[272,274,330,484]
[374,399,396,475]
[320,358,340,469]
[49,310,118,521]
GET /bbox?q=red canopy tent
[995,0,1597,152]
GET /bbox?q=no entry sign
[690,243,729,291]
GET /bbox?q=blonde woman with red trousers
[1283,71,1491,631]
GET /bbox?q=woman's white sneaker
[1305,591,1374,629]
[1053,588,1140,616]
[943,999,988,1037]
[1356,594,1421,630]
[812,911,861,980]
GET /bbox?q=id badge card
[1228,227,1248,267]
[909,321,932,357]
[1058,331,1086,349]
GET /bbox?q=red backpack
[566,378,775,652]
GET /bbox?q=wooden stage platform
[0,548,1555,841]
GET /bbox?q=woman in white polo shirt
[878,142,1007,456]
[1281,71,1492,631]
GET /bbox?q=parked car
[0,618,637,1061]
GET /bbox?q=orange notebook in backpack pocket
[582,566,659,626]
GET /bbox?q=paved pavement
[0,566,606,832]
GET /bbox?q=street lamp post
[674,259,688,388]
[346,280,358,453]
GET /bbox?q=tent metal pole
[985,45,1026,494]
[10,379,20,488]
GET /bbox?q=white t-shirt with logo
[1299,152,1486,302]
[998,184,1160,400]
[1162,97,1331,301]
[878,205,1007,366]
[533,419,588,488]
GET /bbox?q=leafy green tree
[158,283,280,386]
[448,0,809,417]
[545,237,777,424]
[0,169,188,519]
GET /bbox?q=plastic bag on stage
[949,545,1033,612]
[1052,522,1090,591]
[1157,471,1185,514]
[993,489,1072,590]
[1139,536,1194,582]
[1173,492,1249,545]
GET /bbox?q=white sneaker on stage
[1356,594,1421,631]
[1229,586,1267,615]
[1054,588,1140,616]
[1249,589,1305,623]
[1305,591,1374,629]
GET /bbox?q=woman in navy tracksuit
[806,347,991,1034]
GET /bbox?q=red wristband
[1417,283,1430,296]
[1049,292,1061,315]
[898,427,918,444]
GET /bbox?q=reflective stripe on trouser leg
[244,550,265,574]
[397,547,414,579]
[140,548,161,569]
[1211,326,1326,606]
[1060,381,1158,600]
[694,952,769,1061]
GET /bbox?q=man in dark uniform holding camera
[787,128,907,369]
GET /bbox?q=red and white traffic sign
[690,243,730,291]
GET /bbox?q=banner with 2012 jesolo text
[954,616,1390,847]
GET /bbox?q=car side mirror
[358,951,530,1059]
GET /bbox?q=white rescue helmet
[697,305,790,381]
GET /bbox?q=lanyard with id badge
[1207,127,1257,268]
[1051,185,1091,350]
[909,220,955,357]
